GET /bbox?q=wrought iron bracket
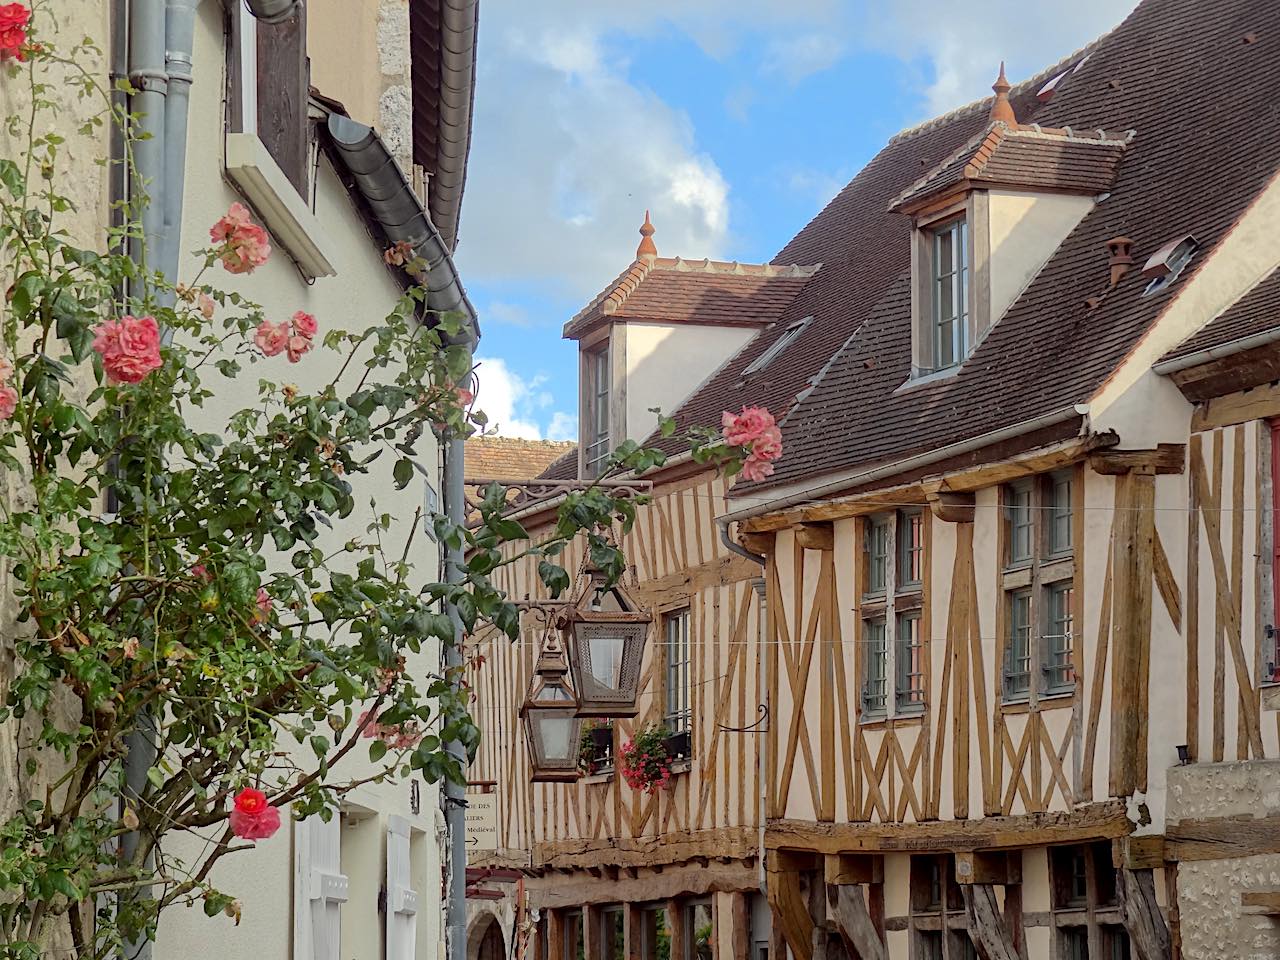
[717,703,769,734]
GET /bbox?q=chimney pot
[1106,236,1135,287]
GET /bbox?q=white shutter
[293,813,349,960]
[386,815,419,960]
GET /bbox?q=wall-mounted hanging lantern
[519,627,582,783]
[567,566,651,718]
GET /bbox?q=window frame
[1049,842,1129,960]
[929,217,970,372]
[663,608,692,738]
[908,855,969,958]
[583,341,612,479]
[743,316,811,377]
[860,510,929,722]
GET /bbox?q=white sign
[465,793,498,851]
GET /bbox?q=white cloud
[484,301,533,327]
[762,34,846,85]
[546,411,578,443]
[472,355,574,440]
[858,1,1140,116]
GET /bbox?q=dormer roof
[890,121,1133,215]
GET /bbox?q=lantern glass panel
[588,633,626,691]
[536,713,575,761]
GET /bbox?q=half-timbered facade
[469,1,1280,957]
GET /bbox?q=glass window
[1061,928,1089,960]
[1102,925,1132,960]
[601,908,625,960]
[744,316,811,376]
[584,345,611,478]
[1043,582,1075,692]
[641,908,670,960]
[565,911,585,960]
[898,510,924,588]
[896,612,925,711]
[687,902,714,960]
[865,517,890,595]
[1006,482,1034,565]
[931,218,969,370]
[1004,589,1032,700]
[664,609,691,735]
[1047,472,1073,556]
[862,618,888,715]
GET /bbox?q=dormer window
[743,316,811,377]
[930,218,970,370]
[583,342,611,478]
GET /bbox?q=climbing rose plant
[0,7,778,958]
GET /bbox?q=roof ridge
[655,256,821,278]
[885,27,1120,148]
[1005,124,1136,145]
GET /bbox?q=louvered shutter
[386,815,419,960]
[293,813,348,960]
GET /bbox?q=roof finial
[637,210,658,261]
[990,61,1018,126]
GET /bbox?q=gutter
[1152,327,1280,376]
[429,0,479,250]
[719,404,1088,527]
[323,113,478,334]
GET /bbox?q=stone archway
[467,911,507,960]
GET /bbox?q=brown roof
[563,258,818,340]
[891,124,1132,213]
[1160,268,1280,364]
[718,0,1280,493]
[465,437,577,482]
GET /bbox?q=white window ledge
[224,133,337,280]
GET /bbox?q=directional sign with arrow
[464,793,497,852]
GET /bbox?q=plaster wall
[155,5,443,958]
[622,322,758,444]
[1167,760,1280,960]
[986,191,1094,328]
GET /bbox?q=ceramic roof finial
[990,61,1018,126]
[637,210,658,261]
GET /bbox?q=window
[896,612,925,712]
[916,931,944,960]
[861,510,928,720]
[1000,471,1078,704]
[743,316,811,377]
[664,609,691,736]
[910,856,967,958]
[1061,927,1089,960]
[584,344,611,478]
[230,3,311,195]
[601,908,625,960]
[1050,843,1129,959]
[686,902,714,960]
[564,911,585,960]
[640,908,670,960]
[930,218,970,371]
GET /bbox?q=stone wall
[1167,760,1280,960]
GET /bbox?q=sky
[454,0,1142,441]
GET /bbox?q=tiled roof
[891,124,1132,212]
[724,0,1280,492]
[464,436,577,482]
[563,258,818,340]
[1160,268,1280,364]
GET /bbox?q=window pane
[687,903,713,960]
[1006,484,1034,564]
[585,347,611,477]
[898,511,923,587]
[1043,582,1076,691]
[601,909,625,960]
[1061,928,1089,960]
[865,517,890,594]
[1004,590,1032,699]
[664,610,691,734]
[896,612,925,711]
[1048,473,1073,555]
[931,220,967,370]
[862,618,888,715]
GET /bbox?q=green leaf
[393,458,414,490]
[368,739,388,762]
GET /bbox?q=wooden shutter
[256,4,310,195]
[293,813,348,960]
[386,815,419,960]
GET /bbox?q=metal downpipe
[442,432,468,960]
[158,0,199,311]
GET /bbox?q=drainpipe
[158,0,200,306]
[126,0,168,305]
[443,422,470,960]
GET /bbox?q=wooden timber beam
[1166,813,1280,862]
[624,903,642,960]
[1088,444,1186,476]
[954,851,1018,885]
[1118,867,1171,960]
[962,883,1020,960]
[796,522,835,551]
[766,862,815,960]
[827,883,887,960]
[824,853,883,886]
[1192,381,1280,431]
[1112,835,1166,870]
[765,802,1130,855]
[926,489,976,524]
[532,826,757,871]
[1241,891,1280,915]
[739,530,776,557]
[730,892,751,960]
[525,860,758,909]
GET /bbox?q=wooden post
[1119,867,1171,960]
[548,909,565,960]
[827,883,888,960]
[584,904,600,960]
[624,903,642,960]
[961,883,1020,960]
[667,899,686,960]
[766,863,815,960]
[729,892,750,960]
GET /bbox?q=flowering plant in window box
[578,720,614,775]
[618,724,673,794]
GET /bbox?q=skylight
[1143,236,1199,296]
[743,316,811,376]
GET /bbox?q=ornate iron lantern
[567,568,652,718]
[520,626,582,783]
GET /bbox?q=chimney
[636,211,657,261]
[1106,236,1135,287]
[990,62,1018,126]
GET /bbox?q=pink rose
[751,426,783,462]
[210,203,271,274]
[0,384,16,421]
[198,293,215,321]
[0,4,30,61]
[92,315,163,384]
[740,454,775,483]
[721,406,776,447]
[0,355,13,384]
[291,311,317,338]
[191,563,211,582]
[254,320,288,357]
[285,335,312,364]
[254,587,273,623]
[229,787,281,841]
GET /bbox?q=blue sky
[455,0,1139,440]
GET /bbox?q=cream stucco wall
[986,190,1095,328]
[155,4,443,958]
[622,322,759,444]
